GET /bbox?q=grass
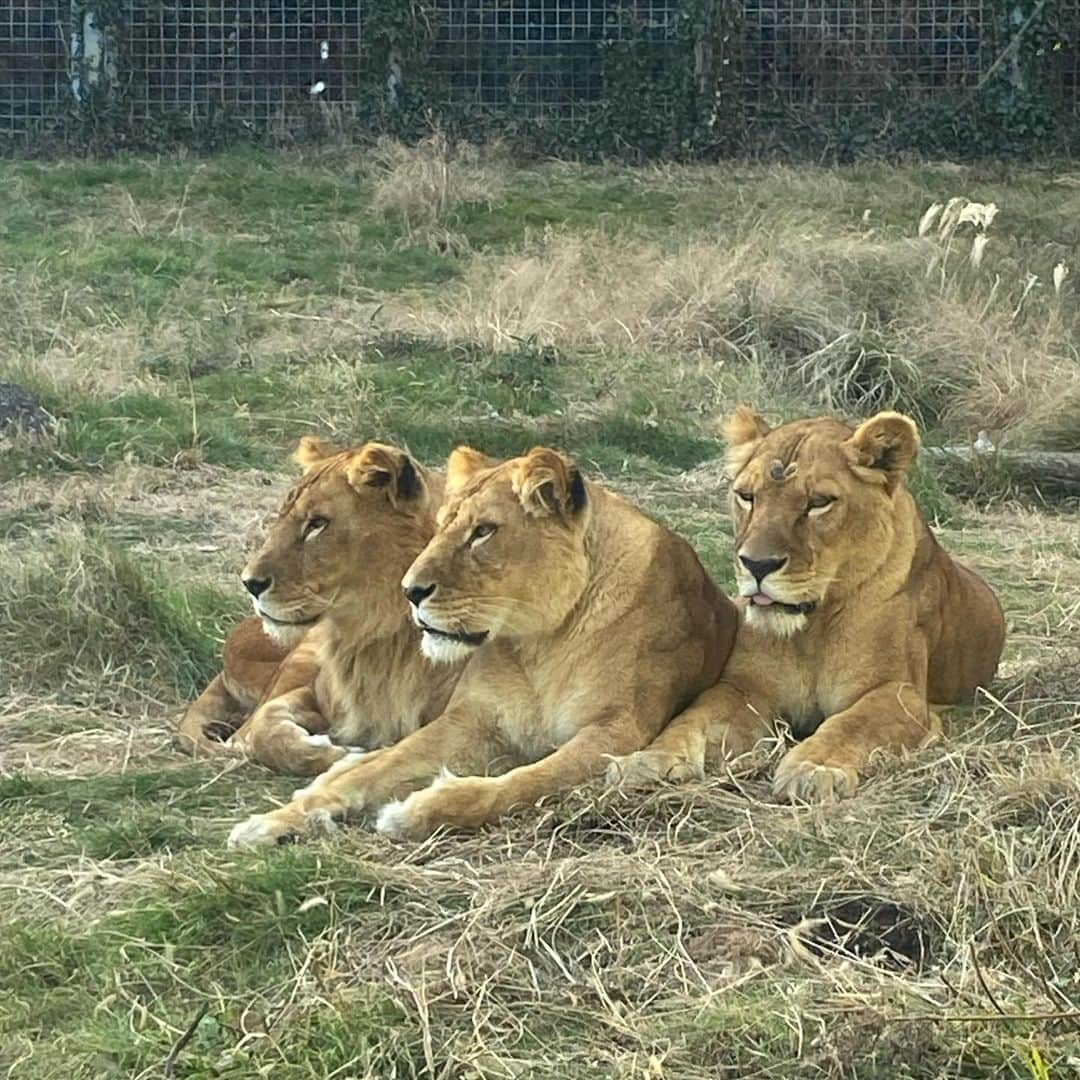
[0,525,244,705]
[1,144,1078,1078]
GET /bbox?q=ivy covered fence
[1,0,1077,158]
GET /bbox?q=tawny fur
[227,444,740,847]
[178,439,463,776]
[177,614,311,751]
[608,407,1006,802]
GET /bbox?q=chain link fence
[2,1,1077,146]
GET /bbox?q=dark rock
[0,382,54,436]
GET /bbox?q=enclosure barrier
[1,1,1077,156]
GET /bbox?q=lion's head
[723,406,921,637]
[242,437,438,645]
[401,445,590,664]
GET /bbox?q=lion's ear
[292,436,340,474]
[345,443,421,504]
[513,447,587,519]
[722,405,771,474]
[446,446,497,494]
[845,411,919,491]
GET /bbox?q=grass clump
[0,851,428,1077]
[370,131,509,234]
[0,525,242,704]
[390,188,1079,463]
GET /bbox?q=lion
[607,406,1006,802]
[177,437,464,776]
[226,444,740,847]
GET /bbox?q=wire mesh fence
[1052,5,1080,121]
[122,2,365,124]
[743,0,990,118]
[118,1,680,125]
[429,0,679,115]
[1,1,1078,144]
[0,1,71,137]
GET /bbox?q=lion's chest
[500,689,585,762]
[773,678,826,738]
[476,651,590,761]
[768,652,858,737]
[316,644,451,748]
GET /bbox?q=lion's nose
[738,555,787,583]
[404,583,436,607]
[243,576,272,598]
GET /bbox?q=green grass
[1,768,221,821]
[0,849,429,1077]
[0,151,459,336]
[4,151,1076,489]
[3,335,722,480]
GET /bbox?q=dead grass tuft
[370,132,508,234]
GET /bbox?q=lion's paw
[374,797,417,840]
[605,750,702,790]
[772,756,857,804]
[227,808,336,850]
[227,814,290,850]
[376,773,497,841]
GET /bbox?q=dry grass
[2,464,1078,1077]
[4,670,1079,1076]
[393,199,1079,448]
[3,324,172,399]
[370,132,509,238]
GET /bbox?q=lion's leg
[177,618,309,756]
[773,681,939,803]
[177,673,246,754]
[606,680,770,789]
[377,719,645,841]
[227,706,504,848]
[229,686,345,777]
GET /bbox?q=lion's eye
[807,494,835,512]
[734,490,754,508]
[303,515,330,540]
[468,522,497,546]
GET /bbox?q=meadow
[1,139,1078,1078]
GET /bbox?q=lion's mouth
[748,592,817,615]
[418,620,489,647]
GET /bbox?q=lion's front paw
[375,774,500,841]
[772,754,857,804]
[605,750,702,790]
[227,813,293,849]
[227,807,336,850]
[374,797,424,840]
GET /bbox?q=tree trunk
[923,446,1080,496]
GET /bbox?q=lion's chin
[745,604,809,639]
[256,609,321,647]
[419,631,484,665]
